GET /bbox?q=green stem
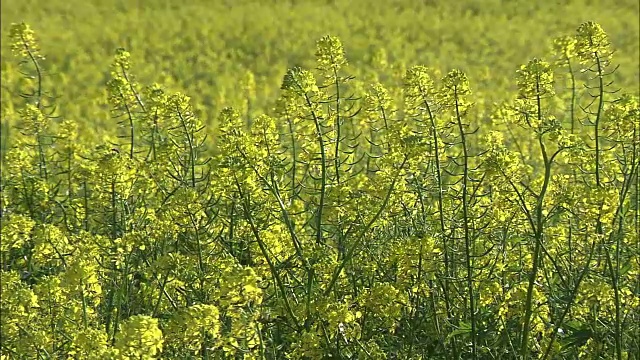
[454,91,476,360]
[303,93,327,245]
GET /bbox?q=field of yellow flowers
[1,0,639,359]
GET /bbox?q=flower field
[1,1,639,359]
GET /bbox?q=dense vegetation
[1,1,639,359]
[1,0,638,139]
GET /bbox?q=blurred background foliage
[1,0,639,138]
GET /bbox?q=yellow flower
[115,315,164,359]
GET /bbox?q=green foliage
[1,0,638,144]
[1,5,639,360]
